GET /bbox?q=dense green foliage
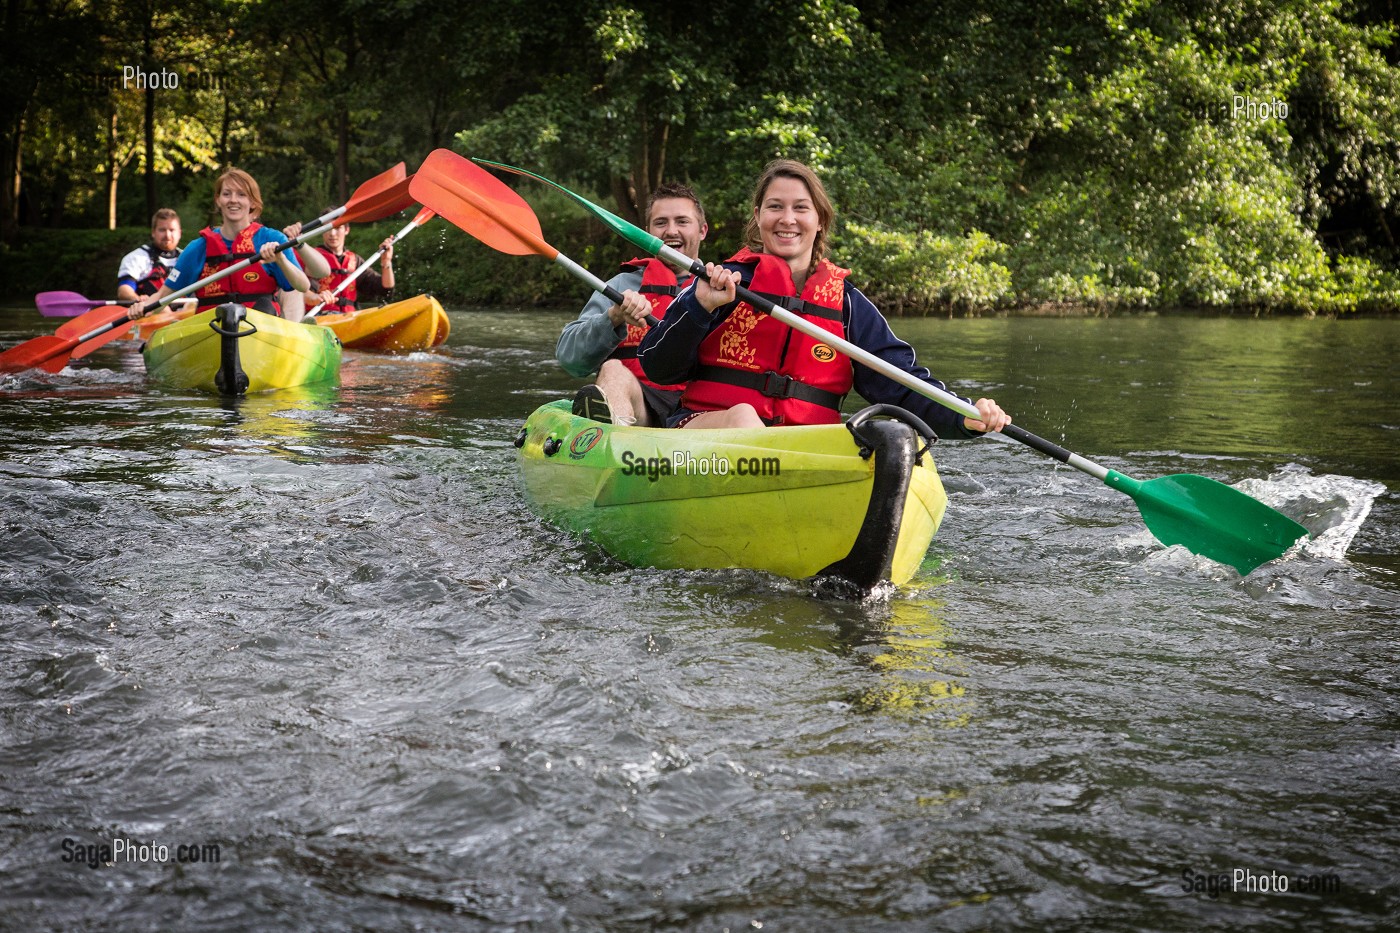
[3,0,1400,312]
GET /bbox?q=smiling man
[556,182,708,427]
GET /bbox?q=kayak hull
[143,307,341,394]
[515,401,948,592]
[315,294,449,352]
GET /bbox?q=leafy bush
[840,224,1012,315]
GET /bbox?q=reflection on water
[203,381,342,450]
[848,590,971,725]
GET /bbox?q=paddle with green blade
[0,163,414,376]
[409,150,659,326]
[473,157,1309,575]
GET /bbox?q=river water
[1,309,1396,931]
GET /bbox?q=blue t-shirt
[166,224,302,292]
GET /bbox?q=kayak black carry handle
[208,303,258,338]
[846,404,937,464]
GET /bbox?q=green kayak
[515,401,948,593]
[143,304,341,394]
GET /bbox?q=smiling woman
[127,168,311,321]
[635,159,1012,435]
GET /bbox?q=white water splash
[1128,465,1385,578]
[1235,466,1386,562]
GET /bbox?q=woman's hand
[964,397,1011,433]
[695,262,739,312]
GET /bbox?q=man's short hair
[646,182,705,226]
[151,208,179,226]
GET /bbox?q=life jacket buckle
[760,370,794,398]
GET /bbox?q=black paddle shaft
[1002,424,1075,465]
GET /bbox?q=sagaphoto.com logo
[73,65,231,94]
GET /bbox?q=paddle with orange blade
[1,164,414,375]
[1,305,134,373]
[306,205,435,318]
[408,149,658,325]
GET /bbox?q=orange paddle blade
[0,304,130,374]
[56,304,132,340]
[70,326,132,360]
[340,163,415,224]
[0,335,72,373]
[0,331,85,374]
[409,149,555,258]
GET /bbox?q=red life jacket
[679,247,852,426]
[314,246,360,313]
[137,243,178,295]
[608,257,689,392]
[196,223,281,313]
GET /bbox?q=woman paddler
[636,158,1012,438]
[128,168,312,322]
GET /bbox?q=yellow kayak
[143,304,342,394]
[314,294,449,352]
[516,401,948,593]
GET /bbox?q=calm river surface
[1,308,1396,931]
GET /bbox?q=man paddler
[555,182,708,427]
[116,208,182,302]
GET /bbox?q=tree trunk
[1,114,23,245]
[623,117,670,225]
[144,86,156,216]
[219,94,230,168]
[107,106,119,230]
[336,103,349,202]
[143,14,156,219]
[611,175,640,226]
[0,0,26,244]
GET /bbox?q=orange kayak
[314,294,449,352]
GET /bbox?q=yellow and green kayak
[314,294,449,352]
[515,401,948,592]
[143,304,342,394]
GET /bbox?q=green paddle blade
[473,159,664,255]
[1106,471,1309,574]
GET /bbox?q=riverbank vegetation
[3,1,1399,313]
